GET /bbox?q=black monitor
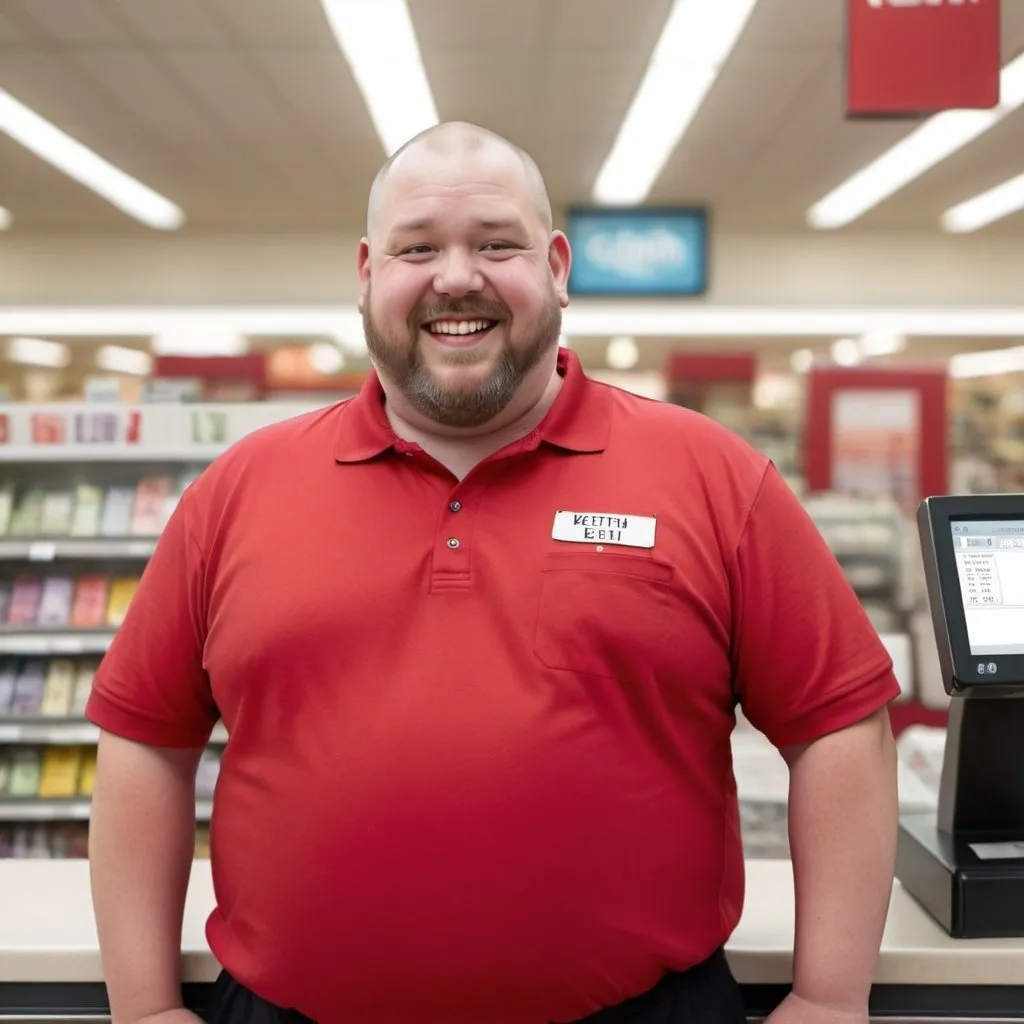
[897,493,1024,937]
[919,494,1024,692]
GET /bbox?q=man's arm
[90,731,205,1024]
[779,708,899,1016]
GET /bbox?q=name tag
[552,510,656,549]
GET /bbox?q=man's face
[358,146,571,429]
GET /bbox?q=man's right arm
[89,731,206,1024]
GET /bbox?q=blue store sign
[566,208,709,297]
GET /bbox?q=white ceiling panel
[102,0,228,46]
[208,0,337,47]
[10,0,129,44]
[408,0,545,49]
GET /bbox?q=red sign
[847,0,1001,116]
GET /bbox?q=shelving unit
[0,400,318,859]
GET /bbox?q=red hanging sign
[847,0,1001,116]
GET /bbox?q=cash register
[897,493,1024,937]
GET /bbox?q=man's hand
[130,1010,203,1024]
[765,992,869,1024]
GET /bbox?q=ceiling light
[308,341,345,375]
[558,335,572,348]
[790,349,814,374]
[0,89,184,230]
[606,335,639,370]
[6,336,71,369]
[96,344,153,376]
[859,330,906,357]
[831,338,863,366]
[593,0,761,204]
[320,0,437,156]
[949,346,1024,379]
[807,53,1024,230]
[152,331,248,356]
[0,206,11,230]
[942,172,1024,233]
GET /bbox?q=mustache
[415,299,508,325]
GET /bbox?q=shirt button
[447,537,461,550]
[449,500,462,513]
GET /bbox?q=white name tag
[552,510,656,549]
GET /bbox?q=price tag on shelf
[127,541,155,557]
[28,541,57,562]
[0,725,19,743]
[51,636,85,654]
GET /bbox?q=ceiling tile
[14,0,128,44]
[409,0,544,48]
[209,0,335,47]
[103,0,227,45]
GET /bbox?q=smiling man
[87,122,899,1024]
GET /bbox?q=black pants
[203,948,746,1024]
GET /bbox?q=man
[87,122,899,1024]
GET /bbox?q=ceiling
[1,0,1023,236]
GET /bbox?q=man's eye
[402,245,433,255]
[482,242,515,251]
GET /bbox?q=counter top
[1,859,1022,987]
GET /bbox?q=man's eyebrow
[387,215,528,240]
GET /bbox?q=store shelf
[0,719,229,745]
[0,798,214,822]
[0,538,158,560]
[0,445,225,463]
[0,631,116,655]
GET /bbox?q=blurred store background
[0,0,1022,858]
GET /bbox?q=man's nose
[433,249,484,297]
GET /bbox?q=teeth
[429,319,492,335]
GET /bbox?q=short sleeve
[85,489,217,748]
[730,465,901,748]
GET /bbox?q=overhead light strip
[5,305,1024,341]
[942,171,1024,233]
[592,0,761,205]
[807,54,1024,230]
[320,0,438,156]
[0,206,11,230]
[0,89,184,230]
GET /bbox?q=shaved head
[366,122,553,241]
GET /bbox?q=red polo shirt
[86,349,898,1024]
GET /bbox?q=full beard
[362,292,563,429]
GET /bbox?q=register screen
[952,520,1024,657]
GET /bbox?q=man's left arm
[773,708,899,1024]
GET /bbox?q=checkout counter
[2,495,1024,1021]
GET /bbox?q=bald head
[366,122,553,242]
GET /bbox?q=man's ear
[356,238,371,313]
[548,231,572,308]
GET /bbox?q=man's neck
[385,368,563,481]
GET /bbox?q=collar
[333,347,610,463]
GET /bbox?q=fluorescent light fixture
[593,0,760,204]
[0,206,11,230]
[0,89,184,230]
[950,346,1024,379]
[6,336,71,368]
[308,341,345,375]
[7,305,1024,340]
[320,0,437,156]
[808,53,1024,230]
[606,335,639,370]
[96,344,153,376]
[831,338,863,366]
[942,172,1024,233]
[152,331,248,357]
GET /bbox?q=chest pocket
[533,550,677,680]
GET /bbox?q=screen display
[951,520,1024,657]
